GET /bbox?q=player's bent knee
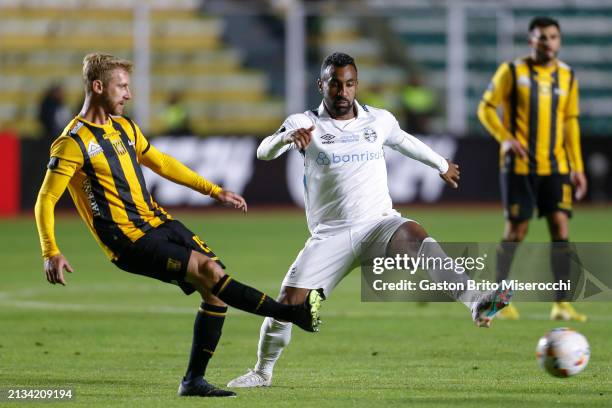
[185,251,224,290]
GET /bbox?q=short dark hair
[529,16,560,32]
[320,52,357,78]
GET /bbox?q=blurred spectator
[360,83,398,112]
[162,91,192,136]
[400,75,437,135]
[38,83,71,141]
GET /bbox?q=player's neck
[79,96,111,126]
[529,54,557,68]
[323,101,356,121]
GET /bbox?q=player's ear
[92,79,104,95]
[316,78,323,94]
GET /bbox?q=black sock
[496,240,519,282]
[551,239,571,301]
[183,302,227,382]
[211,275,296,321]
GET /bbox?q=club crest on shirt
[364,127,377,143]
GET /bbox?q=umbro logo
[87,141,103,157]
[321,133,335,144]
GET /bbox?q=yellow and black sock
[183,302,227,382]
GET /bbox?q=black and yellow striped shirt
[48,115,171,259]
[481,57,583,175]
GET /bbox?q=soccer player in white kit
[228,53,511,388]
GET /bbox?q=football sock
[551,239,571,301]
[254,318,292,376]
[184,303,227,382]
[418,237,472,306]
[211,275,297,321]
[496,240,519,282]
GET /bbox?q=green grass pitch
[1,206,611,407]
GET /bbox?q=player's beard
[332,98,353,116]
[104,95,125,116]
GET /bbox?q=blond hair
[82,53,133,94]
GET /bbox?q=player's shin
[418,237,473,306]
[210,275,319,330]
[183,302,227,382]
[496,240,519,283]
[254,317,292,376]
[551,239,571,301]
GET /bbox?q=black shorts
[112,220,225,295]
[500,172,573,222]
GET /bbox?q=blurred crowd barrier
[7,134,609,216]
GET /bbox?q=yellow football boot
[550,302,587,322]
[496,302,520,320]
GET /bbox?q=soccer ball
[536,328,590,378]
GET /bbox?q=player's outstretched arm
[257,115,315,160]
[140,144,223,198]
[35,170,74,285]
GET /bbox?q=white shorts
[281,215,412,297]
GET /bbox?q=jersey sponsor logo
[364,127,377,143]
[316,152,331,165]
[47,157,60,170]
[321,133,335,144]
[69,121,83,135]
[337,134,359,144]
[315,149,384,166]
[87,141,103,158]
[82,178,101,217]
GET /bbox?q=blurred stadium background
[1,0,611,214]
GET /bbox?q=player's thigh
[359,216,420,258]
[282,230,357,298]
[536,175,573,220]
[112,227,197,295]
[500,172,536,222]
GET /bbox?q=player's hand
[440,159,460,189]
[284,125,314,150]
[501,138,528,159]
[571,172,588,201]
[215,190,248,213]
[43,254,73,286]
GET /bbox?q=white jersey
[257,101,448,234]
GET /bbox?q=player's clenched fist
[283,125,315,150]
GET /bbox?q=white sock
[418,237,475,308]
[254,317,292,376]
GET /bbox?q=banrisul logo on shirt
[364,127,377,143]
[315,149,383,166]
[87,141,104,158]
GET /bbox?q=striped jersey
[482,57,581,175]
[48,115,171,260]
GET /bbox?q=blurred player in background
[478,17,587,321]
[34,53,323,398]
[227,52,511,388]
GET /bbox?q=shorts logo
[289,265,297,278]
[167,258,182,272]
[321,134,335,144]
[316,152,330,165]
[364,127,377,143]
[510,204,520,218]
